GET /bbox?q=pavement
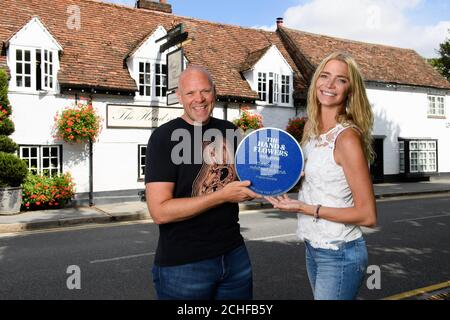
[1,179,450,234]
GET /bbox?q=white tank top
[297,123,362,250]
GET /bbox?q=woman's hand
[265,194,306,213]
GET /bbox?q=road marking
[246,233,297,241]
[393,213,450,223]
[383,280,450,300]
[90,252,155,264]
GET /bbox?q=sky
[105,0,450,58]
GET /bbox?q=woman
[266,52,377,300]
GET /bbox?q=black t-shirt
[145,117,244,266]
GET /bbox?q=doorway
[370,138,384,183]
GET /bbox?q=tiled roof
[0,0,302,100]
[279,27,450,90]
[0,0,448,100]
[240,45,272,72]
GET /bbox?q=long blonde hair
[301,52,374,163]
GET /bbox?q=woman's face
[316,59,351,109]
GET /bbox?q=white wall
[368,85,450,175]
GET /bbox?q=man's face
[177,70,215,125]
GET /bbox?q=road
[0,194,449,300]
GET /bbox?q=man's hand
[219,180,261,203]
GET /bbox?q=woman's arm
[266,128,377,228]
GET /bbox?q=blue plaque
[235,128,304,196]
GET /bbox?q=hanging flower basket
[233,109,263,134]
[54,102,102,143]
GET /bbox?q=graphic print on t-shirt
[192,138,236,196]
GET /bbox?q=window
[428,95,445,117]
[13,48,56,91]
[155,63,167,97]
[257,72,291,105]
[138,145,147,180]
[400,139,437,174]
[15,49,32,88]
[139,62,151,96]
[258,72,267,102]
[281,75,290,104]
[43,49,54,90]
[19,145,62,176]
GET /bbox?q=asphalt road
[0,194,449,300]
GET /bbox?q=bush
[21,172,76,210]
[0,116,14,136]
[0,151,28,187]
[286,117,307,143]
[233,109,263,132]
[0,136,18,153]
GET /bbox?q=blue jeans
[305,237,368,300]
[152,244,253,300]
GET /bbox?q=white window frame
[19,145,62,177]
[138,61,152,97]
[136,60,167,101]
[408,140,437,173]
[257,72,267,102]
[42,49,54,90]
[138,145,147,180]
[428,95,445,117]
[281,75,290,104]
[10,46,58,92]
[155,63,167,98]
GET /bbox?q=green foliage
[0,136,18,153]
[0,67,26,188]
[0,152,28,188]
[428,30,450,82]
[0,69,10,108]
[286,117,307,143]
[232,109,263,132]
[22,172,76,210]
[0,117,14,136]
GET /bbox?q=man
[145,65,259,300]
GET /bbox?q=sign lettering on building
[107,104,184,128]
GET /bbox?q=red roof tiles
[0,0,448,99]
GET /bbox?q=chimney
[136,0,172,14]
[276,17,284,29]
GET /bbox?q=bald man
[145,65,258,300]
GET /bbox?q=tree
[0,69,28,188]
[428,30,450,82]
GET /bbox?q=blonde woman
[266,52,377,300]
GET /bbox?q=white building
[1,0,449,204]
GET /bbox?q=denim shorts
[152,244,253,300]
[305,237,368,300]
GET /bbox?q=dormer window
[243,45,294,107]
[127,25,179,103]
[136,60,167,98]
[7,17,62,93]
[14,48,55,91]
[257,72,290,105]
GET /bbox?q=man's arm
[146,180,259,225]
